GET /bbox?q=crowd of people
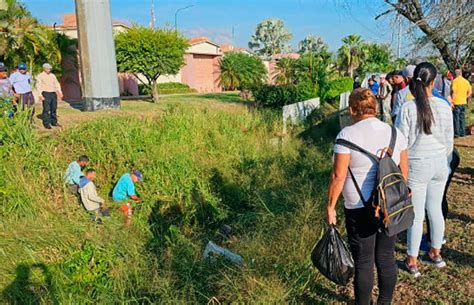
[330,62,472,304]
[0,62,63,129]
[64,155,143,225]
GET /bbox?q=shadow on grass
[447,211,473,224]
[2,263,58,305]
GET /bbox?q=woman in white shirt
[326,88,408,305]
[395,62,453,277]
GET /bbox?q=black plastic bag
[311,225,354,285]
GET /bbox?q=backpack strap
[335,138,379,206]
[347,168,368,206]
[335,139,380,163]
[387,126,397,157]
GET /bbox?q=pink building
[180,37,222,93]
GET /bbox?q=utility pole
[75,0,120,111]
[174,5,194,32]
[397,16,402,59]
[150,0,156,28]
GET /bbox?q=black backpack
[336,126,414,236]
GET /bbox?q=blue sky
[23,0,395,51]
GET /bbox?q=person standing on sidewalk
[376,74,393,123]
[451,69,472,137]
[9,63,35,113]
[36,63,63,129]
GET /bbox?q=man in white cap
[391,64,416,123]
[36,63,63,129]
[376,73,392,123]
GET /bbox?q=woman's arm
[326,153,350,225]
[399,149,408,179]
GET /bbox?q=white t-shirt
[334,118,408,209]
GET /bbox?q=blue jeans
[453,105,466,137]
[407,156,449,257]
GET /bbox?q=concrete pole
[75,0,120,111]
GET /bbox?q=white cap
[380,73,387,78]
[402,65,416,78]
[42,63,52,70]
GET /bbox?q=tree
[248,19,292,59]
[357,43,394,75]
[298,35,328,55]
[115,26,188,102]
[376,0,473,70]
[219,52,267,90]
[337,34,366,78]
[274,58,297,86]
[0,0,62,74]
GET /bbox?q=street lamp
[174,5,194,32]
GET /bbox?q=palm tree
[219,52,267,91]
[337,34,366,78]
[219,53,240,90]
[0,0,61,73]
[274,58,297,85]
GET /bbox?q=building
[54,13,251,99]
[181,37,222,93]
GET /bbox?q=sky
[22,0,397,52]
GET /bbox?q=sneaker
[404,261,421,278]
[421,254,446,268]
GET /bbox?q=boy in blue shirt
[64,155,89,196]
[112,170,142,224]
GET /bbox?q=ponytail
[409,63,437,134]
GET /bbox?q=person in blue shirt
[112,170,143,224]
[64,155,89,196]
[9,63,35,111]
[368,78,379,95]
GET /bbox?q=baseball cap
[392,70,403,76]
[402,65,416,78]
[380,73,387,78]
[18,63,27,70]
[133,170,143,182]
[42,63,52,70]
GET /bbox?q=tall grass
[0,103,337,303]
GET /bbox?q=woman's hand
[327,206,337,225]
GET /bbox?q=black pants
[41,91,58,127]
[453,105,466,137]
[426,148,461,242]
[345,208,397,305]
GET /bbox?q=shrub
[321,77,353,103]
[306,102,338,126]
[252,85,299,108]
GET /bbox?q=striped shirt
[395,96,453,160]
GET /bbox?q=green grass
[0,97,334,304]
[0,94,472,304]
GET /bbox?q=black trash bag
[311,225,354,285]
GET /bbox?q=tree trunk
[151,81,160,103]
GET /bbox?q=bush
[252,82,319,109]
[321,77,353,103]
[252,85,299,108]
[306,102,338,126]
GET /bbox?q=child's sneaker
[421,254,446,268]
[404,261,421,278]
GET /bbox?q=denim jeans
[453,105,466,137]
[407,156,449,257]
